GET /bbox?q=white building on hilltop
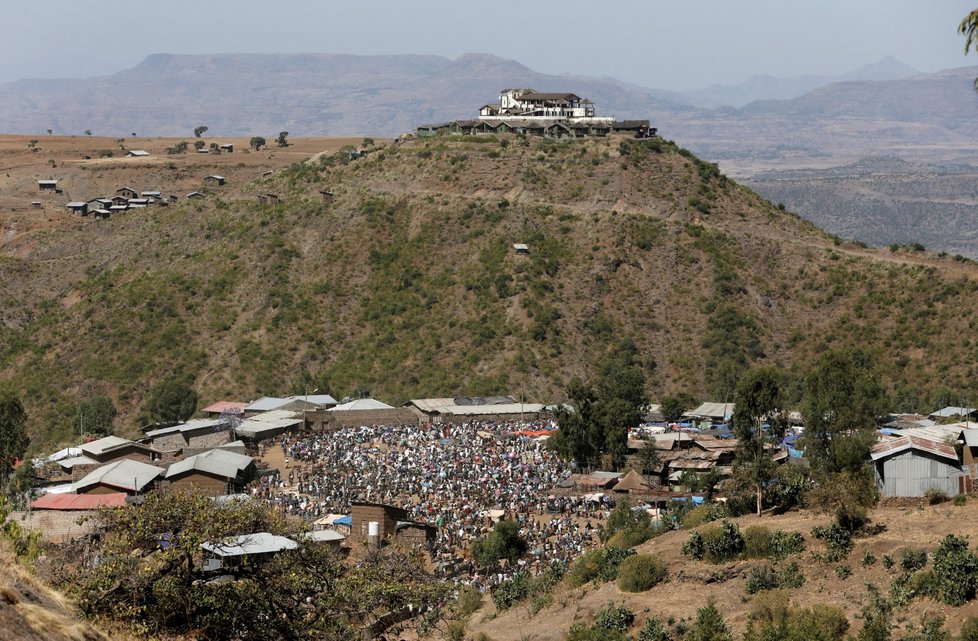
[479,89,611,124]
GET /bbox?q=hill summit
[4,133,978,446]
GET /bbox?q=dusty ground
[0,134,374,253]
[467,500,978,641]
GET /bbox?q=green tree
[733,367,788,516]
[962,10,978,87]
[471,519,527,567]
[84,129,92,136]
[46,128,52,135]
[194,140,206,151]
[193,125,208,138]
[250,136,266,151]
[800,347,884,476]
[0,394,28,485]
[660,393,695,423]
[276,131,289,147]
[688,599,733,641]
[638,440,661,486]
[77,396,117,436]
[141,378,197,424]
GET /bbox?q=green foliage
[687,600,733,641]
[931,534,978,606]
[861,551,877,567]
[617,554,668,592]
[249,136,266,151]
[595,601,635,632]
[0,394,29,484]
[811,523,853,562]
[76,396,116,436]
[834,564,852,579]
[744,526,773,559]
[0,495,43,562]
[603,497,654,547]
[925,488,949,505]
[455,585,483,617]
[808,468,877,532]
[551,343,648,469]
[882,554,894,570]
[660,393,695,422]
[166,140,189,154]
[733,367,789,515]
[471,519,528,567]
[856,584,892,641]
[904,614,949,641]
[680,503,729,529]
[568,546,634,586]
[960,617,978,641]
[800,347,885,477]
[901,548,928,572]
[638,616,671,641]
[193,125,208,138]
[744,590,848,641]
[745,562,805,594]
[683,521,745,564]
[276,131,289,147]
[768,530,806,562]
[140,377,198,424]
[63,492,449,640]
[490,572,531,610]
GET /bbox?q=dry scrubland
[468,502,978,641]
[4,134,978,449]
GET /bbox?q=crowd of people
[251,420,612,579]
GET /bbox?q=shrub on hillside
[744,590,849,641]
[811,523,852,562]
[961,617,978,641]
[745,562,805,594]
[702,521,745,563]
[768,531,805,561]
[618,554,668,592]
[925,488,949,505]
[931,534,978,606]
[900,548,928,572]
[687,600,733,641]
[681,503,729,529]
[568,547,634,586]
[490,573,531,611]
[595,601,635,632]
[744,526,772,559]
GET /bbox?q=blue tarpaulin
[335,515,352,526]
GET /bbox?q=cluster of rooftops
[417,88,655,139]
[39,178,226,217]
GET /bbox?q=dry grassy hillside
[3,134,978,447]
[466,502,978,641]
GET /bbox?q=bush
[744,526,772,559]
[702,521,745,564]
[811,523,852,562]
[682,530,704,560]
[861,551,877,567]
[779,562,805,589]
[681,503,729,529]
[568,547,634,586]
[490,573,531,610]
[746,565,780,594]
[745,590,848,641]
[768,531,806,561]
[882,554,894,570]
[954,494,968,506]
[931,534,978,606]
[618,554,668,592]
[925,488,949,505]
[456,585,483,617]
[595,601,635,632]
[637,616,671,641]
[901,548,928,572]
[834,564,852,579]
[687,600,733,641]
[960,617,978,641]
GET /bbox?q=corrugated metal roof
[929,406,977,418]
[202,401,248,414]
[303,530,346,543]
[146,418,226,438]
[57,455,97,469]
[330,398,394,412]
[74,459,164,492]
[201,532,297,557]
[79,436,135,456]
[287,394,337,407]
[443,403,544,416]
[166,449,253,479]
[686,402,735,419]
[30,492,128,510]
[870,435,958,462]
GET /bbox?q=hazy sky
[1,1,975,90]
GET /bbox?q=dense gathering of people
[251,420,610,579]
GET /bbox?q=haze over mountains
[3,52,978,255]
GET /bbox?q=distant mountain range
[680,56,921,108]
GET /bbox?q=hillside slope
[4,135,978,446]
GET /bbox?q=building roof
[145,418,227,438]
[870,435,959,462]
[330,398,394,412]
[613,469,649,492]
[929,406,977,418]
[287,394,337,407]
[79,436,138,457]
[38,179,57,185]
[205,174,226,180]
[30,492,128,510]
[127,150,150,156]
[245,396,292,412]
[201,532,298,557]
[74,459,164,492]
[236,410,303,439]
[116,186,137,193]
[686,402,734,420]
[518,92,581,102]
[202,400,248,414]
[166,448,253,480]
[302,530,346,543]
[66,201,87,207]
[56,455,98,470]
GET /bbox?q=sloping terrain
[744,156,978,257]
[466,501,978,641]
[4,134,978,447]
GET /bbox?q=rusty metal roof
[870,435,958,462]
[30,492,128,510]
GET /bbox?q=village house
[126,150,150,157]
[146,418,233,451]
[38,179,57,191]
[235,409,304,442]
[92,209,111,219]
[219,143,234,153]
[405,396,547,424]
[186,191,205,199]
[116,187,138,199]
[201,400,248,417]
[74,459,164,495]
[314,398,417,430]
[258,193,280,205]
[163,449,256,496]
[79,435,163,465]
[204,175,226,186]
[871,434,969,497]
[111,195,130,207]
[30,201,42,209]
[66,201,88,215]
[319,190,334,204]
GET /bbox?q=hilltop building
[418,88,654,139]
